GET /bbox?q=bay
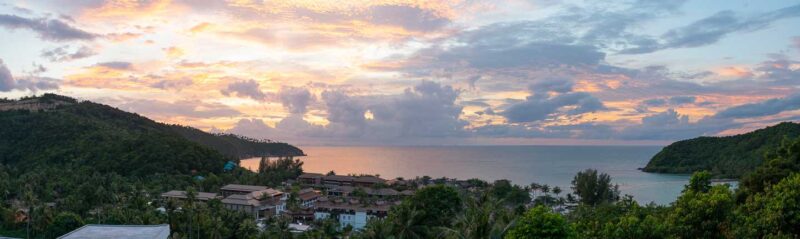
[241,145,689,204]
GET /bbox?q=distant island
[643,122,800,178]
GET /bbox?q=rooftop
[160,190,219,200]
[221,194,261,207]
[298,188,321,201]
[220,184,269,192]
[222,189,285,206]
[298,173,324,179]
[57,224,169,239]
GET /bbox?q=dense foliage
[0,94,303,175]
[643,122,800,178]
[571,169,619,206]
[170,127,304,158]
[2,95,800,238]
[0,95,307,238]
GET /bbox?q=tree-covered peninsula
[643,122,800,178]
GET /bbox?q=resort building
[297,188,321,208]
[58,224,170,239]
[297,173,386,187]
[160,190,220,202]
[220,184,270,197]
[313,197,394,230]
[222,188,287,219]
[325,185,404,199]
[298,173,324,185]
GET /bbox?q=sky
[0,0,799,146]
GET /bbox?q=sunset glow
[1,0,799,145]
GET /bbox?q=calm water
[241,145,689,204]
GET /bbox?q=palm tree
[23,188,37,239]
[552,186,564,205]
[185,187,198,239]
[529,183,541,198]
[359,218,394,239]
[267,219,293,239]
[389,204,426,239]
[208,217,225,239]
[439,193,514,239]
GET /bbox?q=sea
[241,145,692,205]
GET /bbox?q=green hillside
[643,122,800,178]
[0,94,303,176]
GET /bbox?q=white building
[313,197,392,230]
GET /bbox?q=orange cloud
[105,32,142,42]
[164,46,185,58]
[190,22,213,33]
[81,0,177,19]
[716,66,753,78]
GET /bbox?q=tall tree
[571,169,619,206]
[505,206,574,239]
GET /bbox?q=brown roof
[222,189,284,206]
[220,184,269,192]
[324,175,354,182]
[221,194,261,207]
[352,176,385,184]
[298,173,324,179]
[298,189,320,201]
[329,185,355,193]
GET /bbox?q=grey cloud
[0,14,96,41]
[501,80,606,123]
[13,76,60,92]
[642,98,667,107]
[41,45,95,62]
[530,79,574,94]
[262,81,468,140]
[0,59,14,91]
[320,90,368,137]
[622,4,800,54]
[370,81,467,137]
[96,61,133,70]
[117,99,240,118]
[668,96,696,105]
[410,41,605,71]
[0,59,59,92]
[461,100,490,107]
[713,93,800,119]
[150,78,193,90]
[755,58,800,84]
[638,96,696,111]
[366,5,450,32]
[278,86,315,114]
[617,109,734,140]
[220,79,267,101]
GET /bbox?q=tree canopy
[643,122,800,178]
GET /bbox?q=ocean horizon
[242,145,692,205]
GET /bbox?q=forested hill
[0,94,303,176]
[168,126,304,158]
[643,122,800,178]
